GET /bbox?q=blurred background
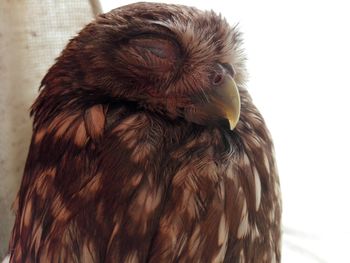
[1,1,349,262]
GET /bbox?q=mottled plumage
[9,2,281,262]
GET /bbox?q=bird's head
[42,2,247,130]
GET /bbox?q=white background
[101,1,350,262]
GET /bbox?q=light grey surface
[1,255,9,263]
[0,0,96,258]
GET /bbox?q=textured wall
[0,1,97,258]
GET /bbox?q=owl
[8,2,281,263]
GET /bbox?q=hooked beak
[211,76,241,130]
[190,75,241,130]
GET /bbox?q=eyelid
[222,63,235,77]
[129,37,178,60]
[146,46,167,58]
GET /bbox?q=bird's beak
[187,75,241,130]
[214,76,241,130]
[200,76,240,130]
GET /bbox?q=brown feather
[9,3,281,263]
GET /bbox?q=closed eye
[222,63,235,78]
[129,36,179,61]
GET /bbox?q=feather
[8,3,281,262]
